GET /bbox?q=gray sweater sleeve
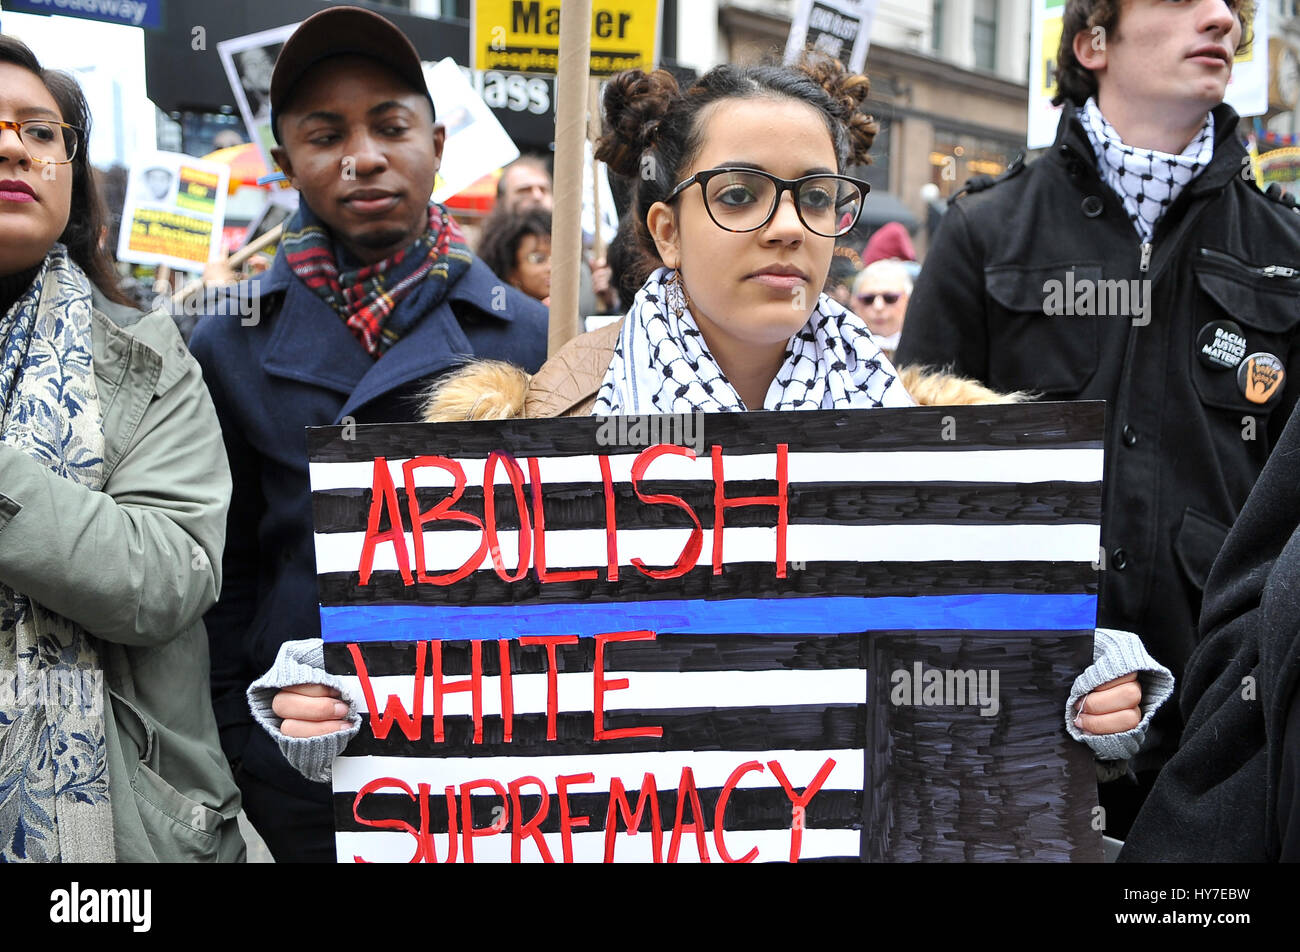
[247,638,360,783]
[1065,627,1175,762]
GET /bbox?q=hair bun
[596,68,680,178]
[795,53,877,166]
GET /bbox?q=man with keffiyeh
[897,0,1300,840]
[188,6,547,861]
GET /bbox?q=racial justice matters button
[1238,352,1286,405]
[1197,320,1247,370]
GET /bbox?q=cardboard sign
[308,404,1105,863]
[470,0,659,76]
[116,150,229,272]
[217,24,299,187]
[784,0,878,74]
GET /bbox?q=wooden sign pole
[548,0,594,356]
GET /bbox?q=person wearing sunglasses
[850,258,914,355]
[0,35,242,861]
[256,57,1170,831]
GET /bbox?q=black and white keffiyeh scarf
[593,267,913,414]
[1081,97,1214,242]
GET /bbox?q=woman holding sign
[259,57,1172,822]
[0,36,242,861]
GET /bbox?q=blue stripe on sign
[320,594,1097,642]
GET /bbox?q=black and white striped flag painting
[308,402,1105,863]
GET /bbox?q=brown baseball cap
[269,5,436,143]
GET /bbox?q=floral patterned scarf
[0,245,112,862]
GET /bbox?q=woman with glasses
[0,35,242,861]
[259,57,1170,823]
[850,259,913,356]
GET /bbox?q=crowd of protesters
[1,0,1297,865]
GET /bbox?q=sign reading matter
[308,404,1106,863]
[471,0,659,76]
[116,150,229,272]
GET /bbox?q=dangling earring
[666,270,687,319]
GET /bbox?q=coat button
[1122,425,1138,446]
[1082,195,1104,217]
[1111,547,1129,571]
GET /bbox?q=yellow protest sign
[471,0,659,76]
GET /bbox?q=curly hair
[595,54,878,287]
[1054,0,1256,107]
[476,206,551,287]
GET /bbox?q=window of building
[930,130,1017,200]
[932,0,944,52]
[973,0,998,72]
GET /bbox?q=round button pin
[1196,320,1246,370]
[1237,352,1286,405]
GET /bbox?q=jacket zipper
[1139,242,1152,273]
[1198,247,1299,279]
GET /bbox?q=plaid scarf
[281,200,473,357]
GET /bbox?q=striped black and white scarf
[593,267,912,415]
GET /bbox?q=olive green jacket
[0,290,244,862]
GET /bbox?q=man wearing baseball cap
[189,6,548,862]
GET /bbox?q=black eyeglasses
[856,292,902,306]
[0,118,82,165]
[665,167,870,238]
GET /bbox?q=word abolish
[357,443,791,586]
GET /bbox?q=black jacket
[897,103,1300,771]
[1120,400,1300,862]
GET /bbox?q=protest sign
[1225,0,1269,119]
[784,0,879,74]
[470,0,659,76]
[116,150,228,272]
[308,403,1106,863]
[217,24,298,182]
[423,57,521,204]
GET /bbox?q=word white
[1042,273,1151,326]
[889,662,1000,717]
[50,882,151,933]
[0,667,102,715]
[594,412,704,456]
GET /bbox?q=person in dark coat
[1121,399,1300,861]
[188,6,548,862]
[895,0,1297,836]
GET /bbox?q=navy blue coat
[189,250,548,827]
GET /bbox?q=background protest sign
[470,0,659,76]
[217,23,297,183]
[784,0,879,74]
[308,403,1105,863]
[423,57,521,204]
[116,149,228,272]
